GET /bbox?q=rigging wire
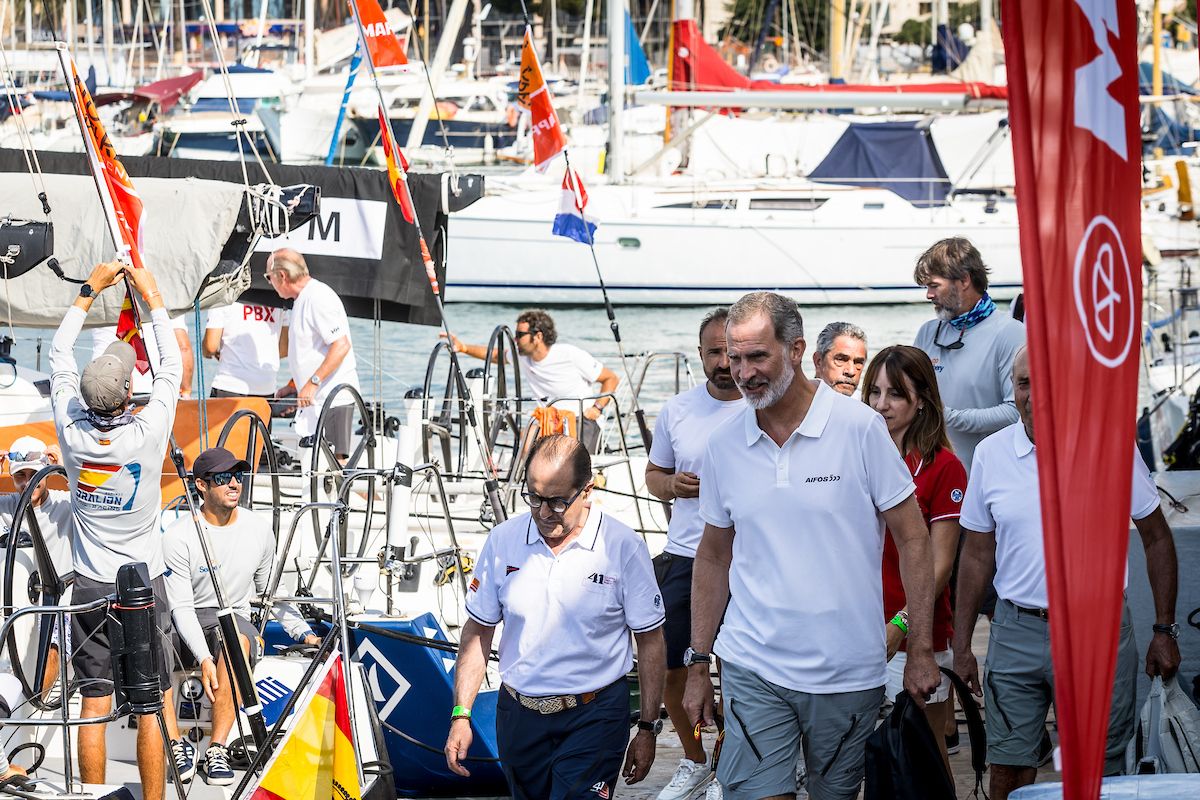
[399,0,460,182]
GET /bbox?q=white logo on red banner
[1072,215,1134,368]
[1072,0,1127,160]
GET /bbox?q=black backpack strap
[941,666,988,797]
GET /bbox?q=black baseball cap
[192,447,250,481]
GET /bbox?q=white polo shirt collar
[743,379,834,447]
[523,503,602,552]
[1013,424,1034,458]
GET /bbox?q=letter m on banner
[1002,3,1140,798]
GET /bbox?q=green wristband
[889,613,909,635]
[451,705,471,719]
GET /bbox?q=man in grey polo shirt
[684,291,941,800]
[811,322,867,398]
[952,347,1181,800]
[912,237,1026,472]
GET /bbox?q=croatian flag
[552,167,597,244]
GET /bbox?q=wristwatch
[78,283,96,299]
[1152,623,1180,640]
[637,718,663,736]
[682,647,712,667]
[309,374,322,386]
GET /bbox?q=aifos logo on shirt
[804,474,842,483]
[76,462,141,511]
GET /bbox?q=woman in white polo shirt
[444,435,666,799]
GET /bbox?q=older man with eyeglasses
[912,237,1026,472]
[445,434,666,799]
[160,447,319,786]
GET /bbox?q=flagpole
[348,0,509,526]
[325,46,362,166]
[56,41,272,752]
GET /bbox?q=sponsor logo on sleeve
[505,565,520,575]
[469,578,480,592]
[950,488,964,503]
[75,462,142,511]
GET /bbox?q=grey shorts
[179,609,263,668]
[984,598,1137,773]
[718,659,883,800]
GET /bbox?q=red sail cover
[377,105,415,224]
[67,57,150,373]
[1002,4,1141,798]
[518,27,566,171]
[349,0,407,67]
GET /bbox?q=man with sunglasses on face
[445,434,666,799]
[912,237,1025,472]
[161,447,319,785]
[444,310,620,452]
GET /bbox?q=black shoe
[945,730,961,755]
[1037,729,1054,767]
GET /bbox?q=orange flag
[64,54,150,373]
[349,0,407,68]
[377,106,416,224]
[249,654,363,800]
[518,27,566,171]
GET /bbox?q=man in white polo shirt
[645,306,742,800]
[952,347,1181,800]
[444,435,666,799]
[684,291,941,800]
[203,301,287,398]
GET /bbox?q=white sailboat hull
[446,182,1024,305]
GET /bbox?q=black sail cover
[0,148,484,326]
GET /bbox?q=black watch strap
[1152,623,1180,639]
[637,718,662,735]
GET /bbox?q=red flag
[348,0,407,67]
[517,27,566,171]
[65,55,150,373]
[377,106,416,224]
[1002,5,1141,798]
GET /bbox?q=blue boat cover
[190,97,258,113]
[809,120,950,207]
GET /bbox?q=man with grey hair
[813,321,868,397]
[684,291,940,800]
[912,237,1025,471]
[266,248,361,458]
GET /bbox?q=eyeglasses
[263,271,279,282]
[206,470,245,486]
[7,450,44,462]
[514,329,536,339]
[933,321,965,351]
[521,483,588,514]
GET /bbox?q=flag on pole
[249,653,362,800]
[63,52,150,374]
[517,27,566,171]
[552,167,597,244]
[348,0,407,67]
[377,105,416,224]
[1001,4,1141,798]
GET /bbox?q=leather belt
[1011,601,1050,620]
[503,684,601,715]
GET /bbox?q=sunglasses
[933,321,965,351]
[521,483,588,514]
[205,470,245,486]
[514,329,537,339]
[7,450,44,462]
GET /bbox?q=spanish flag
[249,654,362,800]
[64,52,150,373]
[377,105,416,224]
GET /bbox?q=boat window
[655,199,735,210]
[747,197,828,211]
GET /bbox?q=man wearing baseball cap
[161,447,320,785]
[49,260,181,800]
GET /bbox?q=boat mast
[305,0,315,80]
[607,0,625,183]
[829,0,845,80]
[404,0,471,150]
[1152,0,1163,99]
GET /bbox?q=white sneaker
[704,780,723,800]
[656,757,711,800]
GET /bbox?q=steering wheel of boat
[2,464,68,711]
[480,325,524,480]
[307,385,378,562]
[215,407,283,539]
[421,340,469,477]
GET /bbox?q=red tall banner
[348,0,407,67]
[1002,4,1141,798]
[517,27,566,171]
[377,105,416,224]
[65,55,151,373]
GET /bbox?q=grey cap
[80,340,136,413]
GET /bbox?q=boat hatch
[748,197,829,211]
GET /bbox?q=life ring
[760,54,780,73]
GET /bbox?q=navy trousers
[496,678,630,799]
